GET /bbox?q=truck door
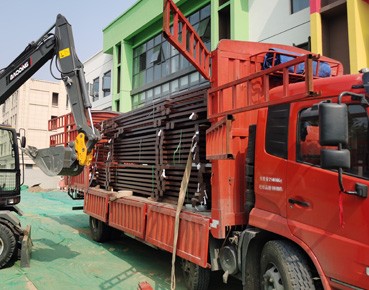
[286,101,369,289]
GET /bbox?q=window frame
[291,0,309,14]
[297,103,369,179]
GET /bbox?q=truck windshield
[298,104,369,179]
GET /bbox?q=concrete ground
[1,188,242,290]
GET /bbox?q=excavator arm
[0,14,100,176]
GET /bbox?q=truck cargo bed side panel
[84,189,110,222]
[109,198,147,239]
[145,204,210,268]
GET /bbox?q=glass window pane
[180,75,188,88]
[180,55,189,70]
[146,67,154,83]
[162,41,169,59]
[134,43,145,57]
[171,55,179,73]
[147,38,154,50]
[346,105,369,178]
[291,0,309,13]
[171,79,179,92]
[138,71,145,86]
[170,46,178,57]
[200,5,211,19]
[162,61,170,77]
[146,89,153,101]
[139,53,147,71]
[146,49,154,68]
[154,34,162,46]
[189,11,199,24]
[133,57,139,74]
[139,92,145,104]
[190,72,199,84]
[154,86,161,99]
[154,65,161,81]
[162,82,170,95]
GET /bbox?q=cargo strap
[170,133,196,290]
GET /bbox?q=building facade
[84,51,113,111]
[0,79,69,188]
[103,0,369,112]
[103,0,311,113]
[310,0,369,74]
[249,0,310,48]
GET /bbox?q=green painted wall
[104,0,249,112]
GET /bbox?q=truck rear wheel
[0,223,16,269]
[181,259,210,290]
[260,240,315,290]
[89,216,111,243]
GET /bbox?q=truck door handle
[288,198,310,208]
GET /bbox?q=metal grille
[0,171,17,191]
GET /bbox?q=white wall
[0,79,69,189]
[84,51,113,111]
[249,0,310,46]
[23,167,59,189]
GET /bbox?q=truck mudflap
[23,145,83,177]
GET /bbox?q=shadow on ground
[48,213,242,290]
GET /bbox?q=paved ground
[1,188,242,290]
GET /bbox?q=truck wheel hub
[263,264,283,290]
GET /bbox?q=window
[102,71,111,97]
[92,78,99,102]
[291,0,309,14]
[266,104,290,159]
[117,67,121,94]
[66,95,69,109]
[117,43,121,65]
[115,99,120,112]
[298,104,369,178]
[219,4,230,40]
[52,92,59,106]
[139,53,147,71]
[131,4,211,108]
[150,45,163,65]
[198,18,211,42]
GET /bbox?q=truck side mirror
[20,136,26,148]
[319,103,350,169]
[319,103,348,146]
[321,149,350,169]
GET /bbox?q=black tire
[89,216,111,243]
[0,223,17,269]
[181,259,210,290]
[260,240,315,290]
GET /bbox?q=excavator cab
[0,126,21,207]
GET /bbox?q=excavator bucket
[23,145,83,177]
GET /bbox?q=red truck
[53,1,369,289]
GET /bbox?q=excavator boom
[0,14,100,176]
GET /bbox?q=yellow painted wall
[347,0,369,73]
[310,12,322,55]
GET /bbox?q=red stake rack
[163,0,211,80]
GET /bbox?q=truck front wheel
[0,223,16,269]
[260,240,315,290]
[181,259,210,290]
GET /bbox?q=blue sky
[0,0,137,80]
